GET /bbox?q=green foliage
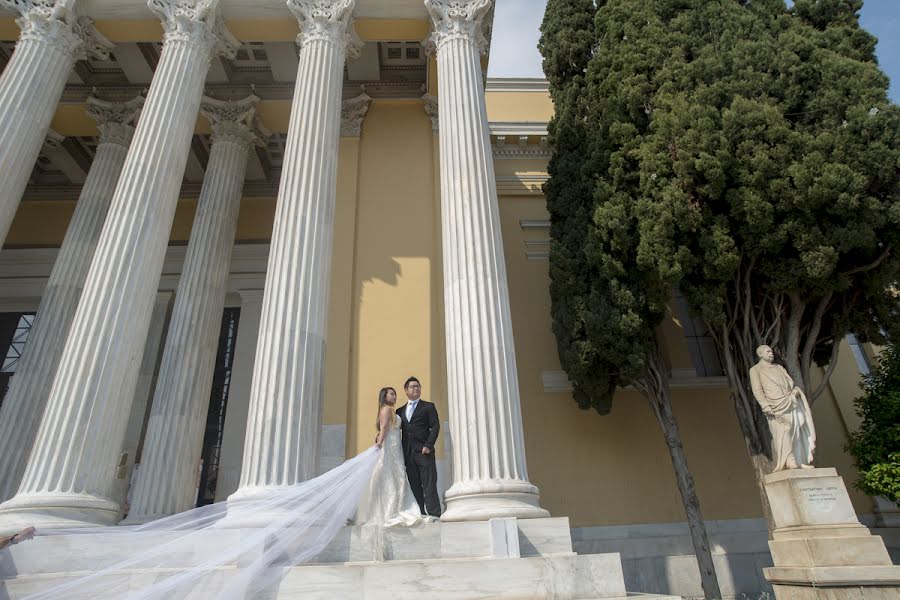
[846,346,900,501]
[541,0,900,418]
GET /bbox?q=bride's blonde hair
[376,387,396,431]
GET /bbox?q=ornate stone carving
[87,95,144,147]
[42,128,65,151]
[148,0,239,59]
[288,0,362,57]
[339,93,370,137]
[2,0,113,60]
[424,0,492,54]
[422,93,439,134]
[749,345,817,472]
[201,95,270,149]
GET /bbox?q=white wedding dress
[357,413,436,528]
[20,424,435,599]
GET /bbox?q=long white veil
[17,446,381,600]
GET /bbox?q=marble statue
[749,345,816,471]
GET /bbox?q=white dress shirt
[405,399,419,422]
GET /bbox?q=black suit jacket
[396,400,440,454]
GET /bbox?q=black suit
[397,400,441,517]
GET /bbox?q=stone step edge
[2,551,588,581]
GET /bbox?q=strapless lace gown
[357,414,435,527]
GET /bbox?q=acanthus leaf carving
[340,93,371,137]
[201,95,270,149]
[287,0,360,55]
[87,95,145,147]
[2,0,113,60]
[422,93,439,134]
[147,0,239,59]
[424,0,492,54]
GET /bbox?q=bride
[16,387,436,600]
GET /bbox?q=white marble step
[0,517,574,577]
[3,553,647,599]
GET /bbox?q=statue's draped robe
[749,362,816,471]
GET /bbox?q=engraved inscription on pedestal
[765,468,859,529]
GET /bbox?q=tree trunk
[641,349,722,599]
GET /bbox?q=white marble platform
[0,517,574,577]
[0,517,683,599]
[1,553,681,600]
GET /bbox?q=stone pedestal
[763,468,900,599]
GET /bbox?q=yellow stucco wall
[1,73,876,527]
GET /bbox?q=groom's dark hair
[404,376,420,389]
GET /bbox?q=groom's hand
[421,447,431,455]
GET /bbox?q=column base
[119,512,167,526]
[217,485,298,528]
[441,479,549,522]
[0,491,121,535]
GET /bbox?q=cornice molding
[485,78,549,93]
[541,371,730,393]
[489,121,548,136]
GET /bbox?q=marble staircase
[0,517,681,599]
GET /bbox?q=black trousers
[404,450,441,517]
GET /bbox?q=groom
[397,376,441,517]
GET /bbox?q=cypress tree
[541,1,723,597]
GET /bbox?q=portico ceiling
[0,0,429,20]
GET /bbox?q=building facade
[0,0,891,595]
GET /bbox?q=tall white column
[425,0,548,521]
[231,0,362,500]
[0,0,112,245]
[0,96,143,504]
[0,0,238,532]
[124,96,267,524]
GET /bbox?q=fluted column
[0,0,112,245]
[230,0,362,500]
[425,0,548,521]
[0,0,238,532]
[0,97,143,504]
[124,96,267,525]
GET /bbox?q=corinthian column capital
[148,0,239,58]
[288,0,361,56]
[424,0,492,54]
[87,95,144,147]
[201,95,270,149]
[422,93,439,134]
[2,0,113,60]
[340,93,371,137]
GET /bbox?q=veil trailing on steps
[17,446,381,600]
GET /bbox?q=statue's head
[756,345,775,363]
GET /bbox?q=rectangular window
[674,293,724,377]
[195,307,240,507]
[847,333,872,375]
[0,312,35,410]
